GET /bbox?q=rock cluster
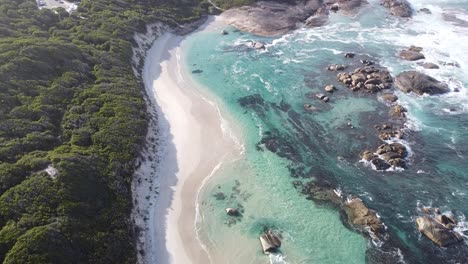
[337,66,393,93]
[395,71,450,95]
[299,181,386,239]
[361,142,408,170]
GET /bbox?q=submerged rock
[416,216,463,247]
[395,71,450,95]
[303,103,318,112]
[419,62,439,69]
[419,8,431,14]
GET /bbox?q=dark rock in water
[416,216,464,247]
[301,181,342,205]
[325,85,335,93]
[214,192,226,200]
[360,150,376,161]
[364,142,408,170]
[344,52,355,58]
[258,131,302,162]
[315,93,326,100]
[279,99,291,112]
[379,130,403,141]
[371,157,391,170]
[395,71,450,95]
[360,59,374,66]
[221,29,228,35]
[419,62,439,69]
[376,142,408,158]
[327,64,347,71]
[441,61,461,68]
[408,45,423,52]
[343,198,385,235]
[437,214,457,229]
[250,41,265,50]
[389,104,407,119]
[221,0,323,36]
[399,50,425,61]
[226,208,240,216]
[238,94,265,108]
[192,69,203,74]
[419,8,431,14]
[381,93,398,103]
[381,0,412,17]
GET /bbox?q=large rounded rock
[416,216,463,247]
[399,50,425,61]
[344,198,385,234]
[395,71,450,95]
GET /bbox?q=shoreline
[138,16,242,264]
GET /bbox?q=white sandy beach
[138,17,242,264]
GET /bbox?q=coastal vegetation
[0,0,233,262]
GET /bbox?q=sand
[139,17,242,264]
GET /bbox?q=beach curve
[140,17,242,264]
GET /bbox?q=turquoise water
[185,1,468,263]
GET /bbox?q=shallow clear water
[184,1,468,263]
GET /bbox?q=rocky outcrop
[399,50,425,61]
[389,104,407,119]
[395,71,450,95]
[337,66,393,93]
[416,216,463,247]
[344,198,385,235]
[381,0,412,17]
[259,230,282,253]
[361,142,408,170]
[221,0,323,37]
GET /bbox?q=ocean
[183,0,468,263]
